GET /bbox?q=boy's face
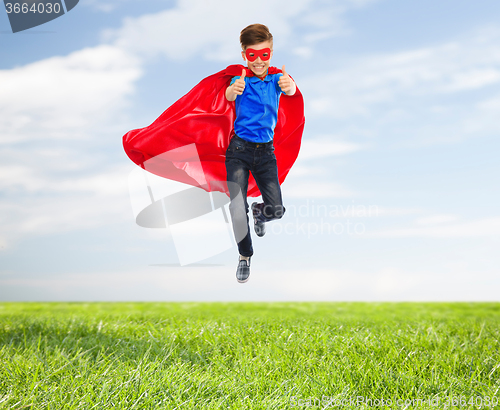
[241,41,273,77]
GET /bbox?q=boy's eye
[249,53,255,57]
[263,53,268,57]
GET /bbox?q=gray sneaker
[251,202,266,237]
[236,257,251,283]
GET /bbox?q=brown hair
[240,24,273,50]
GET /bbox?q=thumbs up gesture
[225,68,247,101]
[232,68,246,96]
[278,65,296,96]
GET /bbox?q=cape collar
[242,66,281,81]
[248,74,272,82]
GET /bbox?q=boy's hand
[232,69,246,95]
[225,69,246,101]
[278,65,296,96]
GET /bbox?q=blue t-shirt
[230,72,284,143]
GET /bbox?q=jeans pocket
[226,141,246,159]
[233,142,246,152]
[266,145,275,156]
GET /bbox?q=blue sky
[1,0,499,301]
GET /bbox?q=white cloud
[0,236,7,251]
[415,214,458,225]
[281,136,366,199]
[0,162,134,241]
[374,207,424,217]
[302,28,500,122]
[261,265,499,301]
[2,264,498,301]
[477,95,500,111]
[298,137,366,160]
[292,47,314,59]
[0,0,383,246]
[285,164,324,177]
[0,43,145,245]
[103,0,378,62]
[81,0,140,13]
[83,1,116,13]
[104,0,303,61]
[444,68,500,92]
[284,181,354,199]
[367,217,500,238]
[3,0,500,303]
[0,45,142,143]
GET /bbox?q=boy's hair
[240,24,273,50]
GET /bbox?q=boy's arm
[277,65,297,96]
[226,69,247,101]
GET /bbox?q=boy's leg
[225,144,253,258]
[251,147,286,224]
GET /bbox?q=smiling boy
[123,24,304,277]
[225,24,297,283]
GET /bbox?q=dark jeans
[225,135,286,257]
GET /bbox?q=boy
[225,24,297,283]
[123,25,304,276]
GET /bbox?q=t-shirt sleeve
[230,76,240,86]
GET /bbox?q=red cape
[123,64,305,197]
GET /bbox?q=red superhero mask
[245,48,271,62]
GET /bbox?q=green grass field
[0,302,499,409]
